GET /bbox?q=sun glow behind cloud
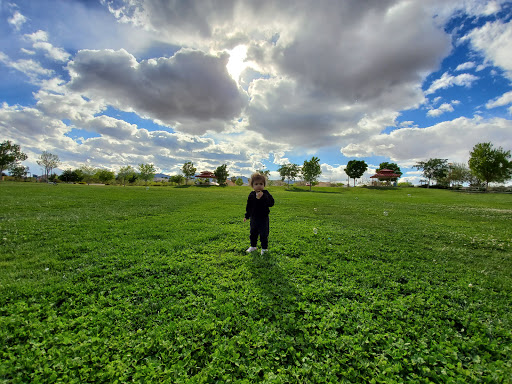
[226,45,248,84]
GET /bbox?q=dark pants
[250,217,269,249]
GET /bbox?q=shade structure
[370,169,401,179]
[195,171,217,179]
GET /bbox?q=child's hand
[256,191,263,199]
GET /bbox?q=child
[244,172,275,255]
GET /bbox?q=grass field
[1,183,511,383]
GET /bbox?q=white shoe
[246,247,257,253]
[261,249,268,255]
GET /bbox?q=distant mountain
[154,173,171,178]
[231,176,249,184]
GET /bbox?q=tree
[37,151,60,181]
[0,141,28,180]
[9,165,28,180]
[170,174,185,185]
[236,178,244,186]
[446,162,471,187]
[344,160,368,187]
[182,162,197,185]
[413,158,448,187]
[117,165,136,186]
[139,163,156,186]
[79,165,96,185]
[257,169,271,179]
[278,163,300,187]
[59,169,83,183]
[96,169,115,184]
[468,142,512,190]
[214,164,229,186]
[302,157,322,191]
[377,162,402,182]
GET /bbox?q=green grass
[1,183,511,383]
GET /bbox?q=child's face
[252,181,265,191]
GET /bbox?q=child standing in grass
[244,172,275,255]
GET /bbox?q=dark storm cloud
[67,48,248,134]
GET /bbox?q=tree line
[277,142,511,190]
[412,143,512,189]
[0,142,232,186]
[1,141,511,190]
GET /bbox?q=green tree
[302,157,322,191]
[214,164,229,186]
[139,163,156,186]
[278,163,300,188]
[96,169,115,184]
[182,161,197,185]
[37,151,60,181]
[0,141,28,180]
[59,169,83,183]
[170,174,185,185]
[446,162,471,187]
[236,178,244,186]
[468,142,512,190]
[344,160,368,187]
[256,169,271,179]
[377,162,402,182]
[9,165,29,180]
[117,165,136,186]
[413,158,448,188]
[79,165,96,185]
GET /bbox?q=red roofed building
[370,169,402,185]
[195,171,217,185]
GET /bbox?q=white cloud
[23,30,71,62]
[455,61,475,71]
[464,19,512,79]
[427,100,459,117]
[482,1,502,16]
[8,10,27,31]
[25,30,49,43]
[425,72,479,94]
[486,91,512,109]
[0,52,53,81]
[341,116,512,165]
[427,103,454,117]
[33,42,70,62]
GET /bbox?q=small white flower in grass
[383,211,388,216]
[468,283,473,288]
[408,194,411,197]
[313,228,318,234]
[45,268,49,271]
[314,208,317,212]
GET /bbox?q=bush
[397,182,414,188]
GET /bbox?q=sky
[1,0,512,184]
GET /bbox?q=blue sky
[1,0,511,184]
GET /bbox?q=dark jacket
[245,190,275,220]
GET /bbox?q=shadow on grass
[246,252,299,316]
